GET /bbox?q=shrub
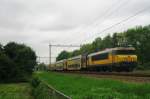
[0,53,21,83]
[0,42,37,83]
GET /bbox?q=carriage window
[92,53,108,61]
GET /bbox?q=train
[50,47,137,72]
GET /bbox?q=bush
[31,77,52,99]
[30,77,41,88]
[31,76,70,99]
[0,42,37,83]
[0,53,20,83]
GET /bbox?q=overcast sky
[0,0,150,63]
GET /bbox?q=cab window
[92,53,108,61]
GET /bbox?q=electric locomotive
[83,47,137,72]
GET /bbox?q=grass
[0,83,33,99]
[35,71,150,99]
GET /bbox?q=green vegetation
[0,83,32,99]
[56,25,150,69]
[0,42,36,83]
[35,63,48,71]
[35,72,150,99]
[32,82,52,99]
[31,77,70,99]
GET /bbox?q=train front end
[112,47,137,71]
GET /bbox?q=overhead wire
[79,5,150,44]
[73,0,130,44]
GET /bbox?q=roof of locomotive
[111,47,135,50]
[88,47,135,57]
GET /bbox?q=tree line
[56,25,150,69]
[0,42,36,83]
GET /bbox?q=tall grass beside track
[0,83,32,99]
[35,71,150,99]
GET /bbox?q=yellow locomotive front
[86,47,137,72]
[112,47,137,71]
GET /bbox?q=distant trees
[0,42,37,83]
[35,63,47,71]
[80,44,93,54]
[56,25,150,69]
[56,51,70,61]
[125,25,150,68]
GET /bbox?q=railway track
[56,71,150,83]
[59,71,150,77]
